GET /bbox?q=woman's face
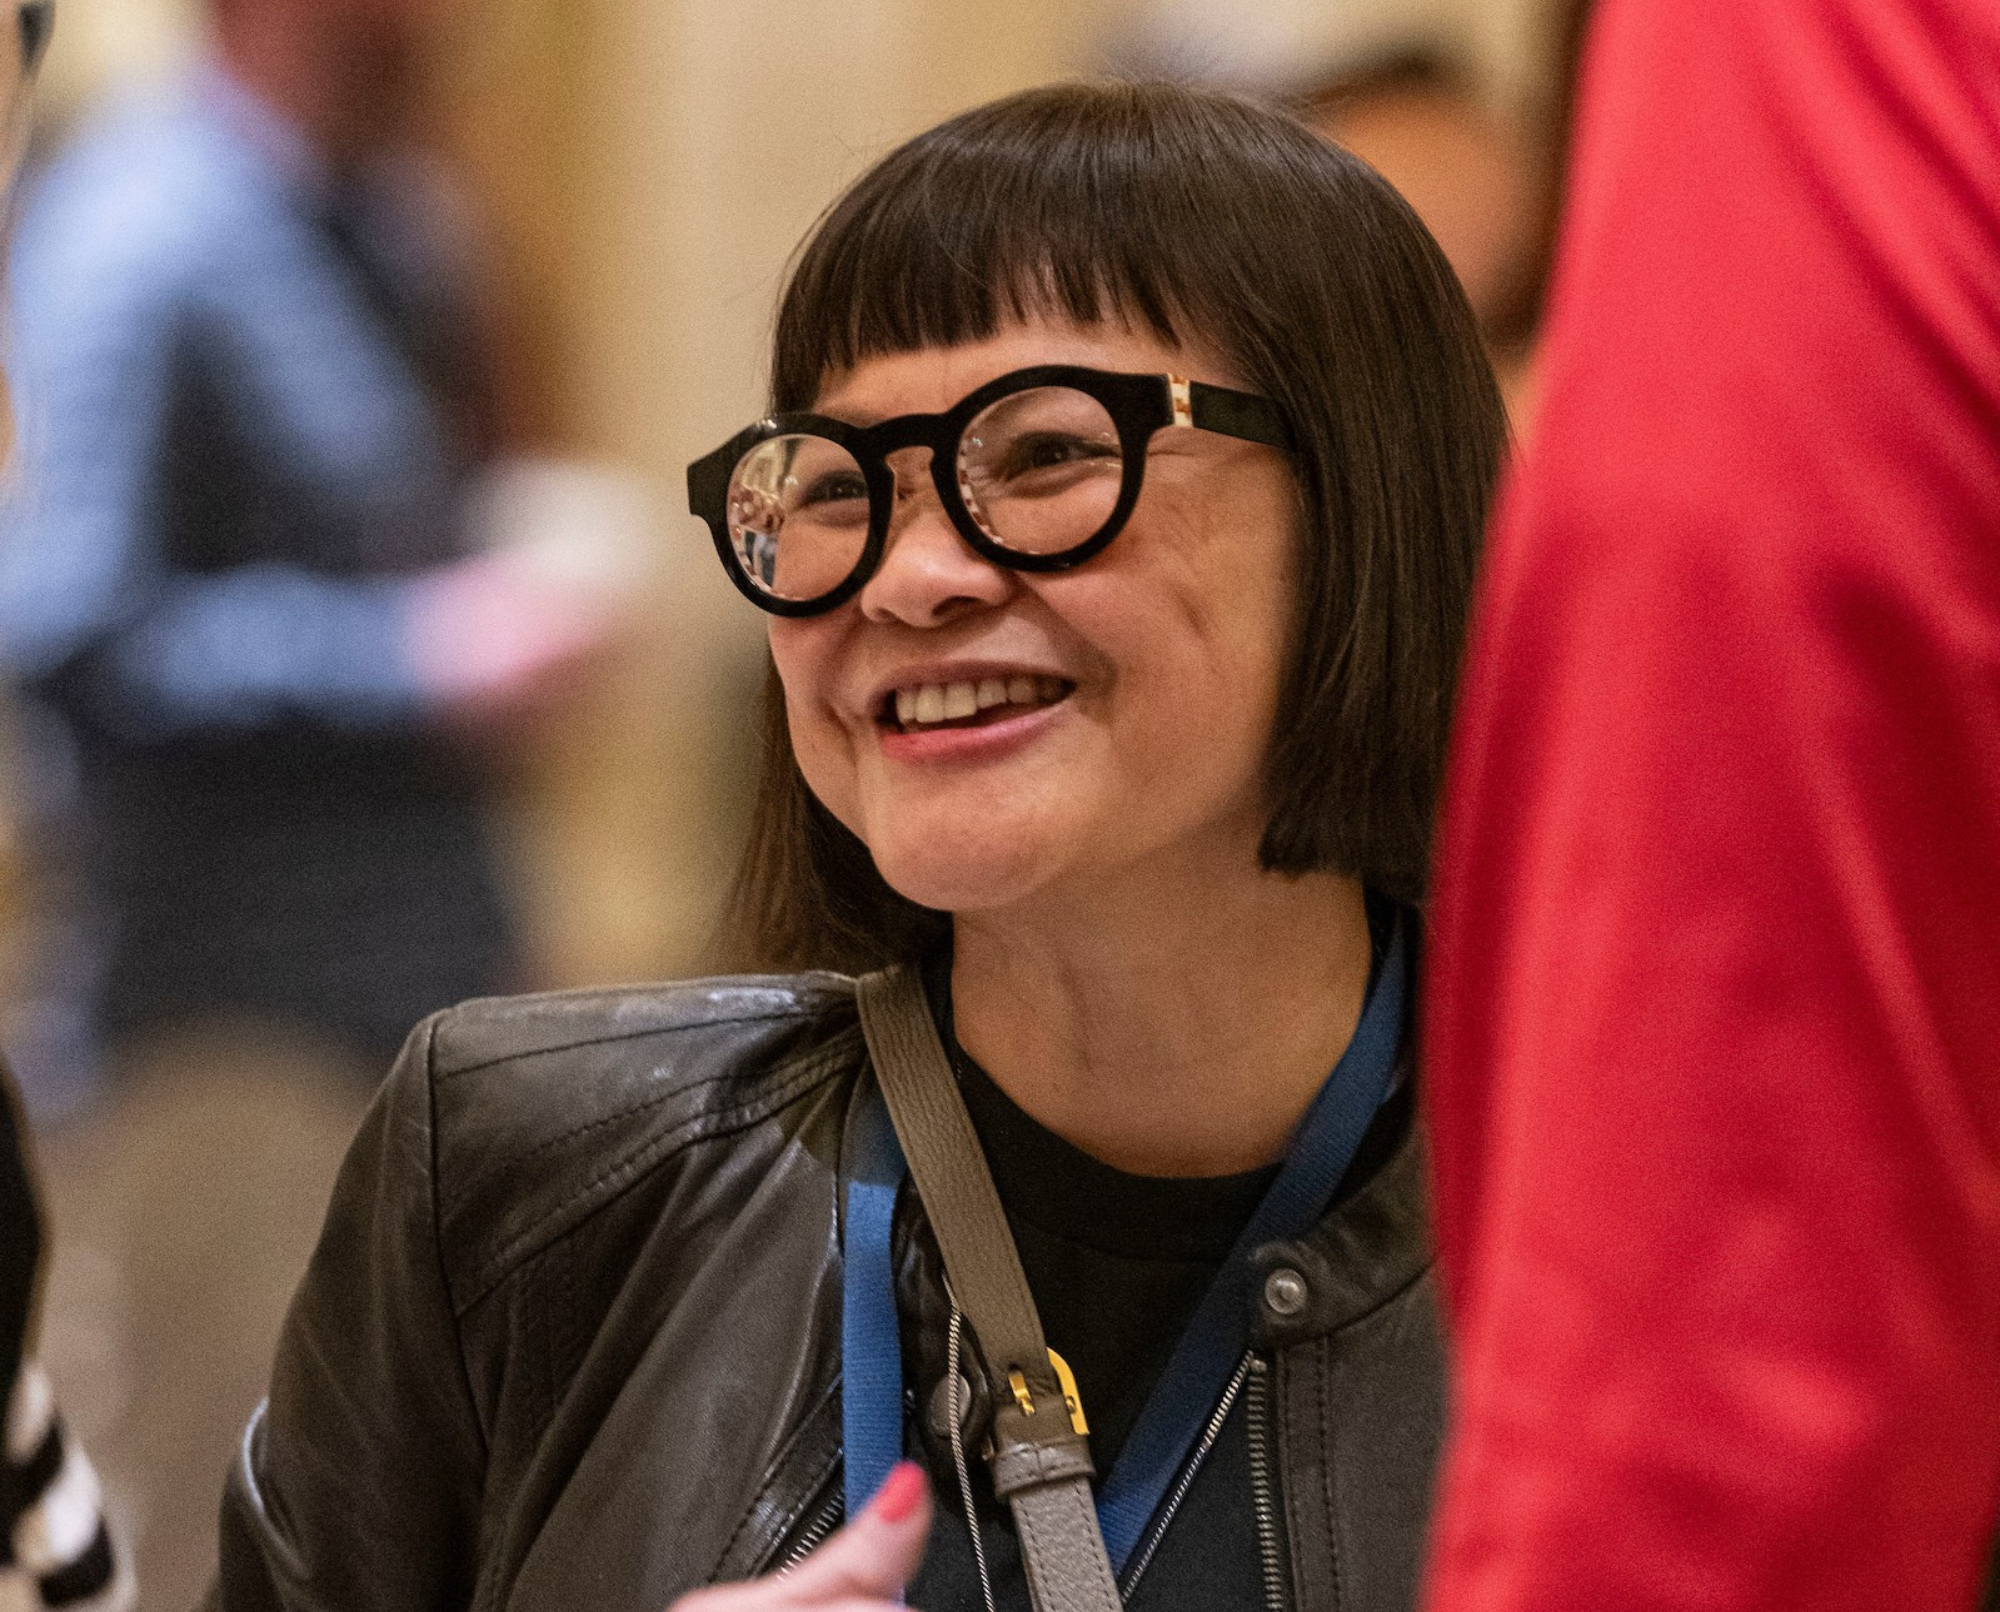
[769,316,1299,920]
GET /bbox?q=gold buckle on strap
[1007,1348,1090,1436]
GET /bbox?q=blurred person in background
[1295,49,1542,411]
[0,0,623,1599]
[0,0,612,1104]
[1422,0,2000,1609]
[1103,8,1550,422]
[0,5,131,1609]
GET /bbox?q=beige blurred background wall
[35,0,1568,996]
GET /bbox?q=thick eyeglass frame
[686,364,1294,617]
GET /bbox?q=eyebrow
[815,403,887,427]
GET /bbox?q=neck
[950,865,1373,1178]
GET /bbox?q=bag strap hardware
[855,963,1125,1612]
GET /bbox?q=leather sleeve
[209,1015,486,1611]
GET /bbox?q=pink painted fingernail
[871,1461,926,1524]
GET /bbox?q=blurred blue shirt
[0,66,473,737]
[0,65,515,1068]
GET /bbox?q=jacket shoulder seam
[436,1021,855,1214]
[447,1033,856,1314]
[430,992,852,1085]
[433,1007,813,1085]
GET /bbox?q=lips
[879,673,1073,733]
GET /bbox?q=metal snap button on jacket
[1263,1267,1310,1319]
[927,1371,983,1442]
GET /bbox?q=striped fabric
[0,1366,129,1611]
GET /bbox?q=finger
[784,1463,931,1601]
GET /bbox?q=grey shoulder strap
[854,965,1123,1612]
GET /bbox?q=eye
[794,470,869,509]
[999,431,1119,477]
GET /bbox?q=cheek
[1127,503,1296,805]
[768,621,861,825]
[1195,481,1300,713]
[1103,486,1296,726]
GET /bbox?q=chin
[865,826,1055,918]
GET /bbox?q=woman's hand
[671,1464,932,1611]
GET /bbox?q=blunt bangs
[733,80,1506,973]
[775,83,1330,410]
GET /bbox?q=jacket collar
[1248,1080,1433,1351]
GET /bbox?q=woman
[210,82,1502,1612]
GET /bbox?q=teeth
[891,675,1068,728]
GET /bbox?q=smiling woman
[212,81,1504,1612]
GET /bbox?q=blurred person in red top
[1423,1,2000,1609]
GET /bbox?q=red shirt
[1421,2,2000,1608]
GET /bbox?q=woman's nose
[858,448,1013,627]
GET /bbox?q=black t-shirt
[952,1049,1274,1475]
[907,976,1279,1610]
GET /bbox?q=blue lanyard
[841,916,1409,1572]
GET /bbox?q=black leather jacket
[209,974,1445,1611]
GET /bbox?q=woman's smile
[873,665,1076,763]
[880,670,1072,734]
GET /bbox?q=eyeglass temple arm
[1177,375,1294,451]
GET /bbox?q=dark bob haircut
[727,79,1505,973]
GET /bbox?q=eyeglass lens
[723,384,1126,605]
[957,385,1122,556]
[726,434,871,605]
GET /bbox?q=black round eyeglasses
[686,364,1292,617]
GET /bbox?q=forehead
[812,316,1240,425]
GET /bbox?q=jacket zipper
[1245,1354,1289,1612]
[1119,1352,1254,1599]
[777,1488,845,1574]
[784,1356,1288,1596]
